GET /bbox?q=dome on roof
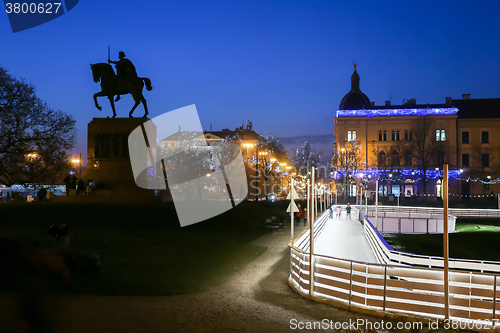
[339,68,371,110]
[339,92,371,110]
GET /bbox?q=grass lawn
[384,218,500,262]
[0,200,291,295]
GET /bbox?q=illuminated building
[334,66,500,201]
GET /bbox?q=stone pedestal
[87,118,156,194]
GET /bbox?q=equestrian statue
[91,51,153,118]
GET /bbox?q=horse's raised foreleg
[108,96,117,118]
[93,92,106,111]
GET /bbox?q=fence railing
[363,205,500,219]
[289,247,500,325]
[294,209,330,252]
[365,218,500,274]
[289,205,500,327]
[365,211,456,234]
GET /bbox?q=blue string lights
[336,107,459,118]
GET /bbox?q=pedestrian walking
[296,204,303,226]
[303,208,308,226]
[328,206,333,220]
[346,203,352,220]
[335,206,341,219]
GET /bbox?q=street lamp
[72,152,82,179]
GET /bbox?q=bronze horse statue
[90,63,153,118]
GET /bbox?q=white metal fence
[289,205,500,326]
[289,248,500,324]
[363,205,500,219]
[365,211,456,234]
[364,218,500,274]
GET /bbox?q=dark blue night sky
[2,0,500,162]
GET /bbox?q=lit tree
[292,140,322,176]
[0,66,76,187]
[255,135,287,197]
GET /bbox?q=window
[409,130,413,140]
[482,154,489,168]
[462,131,469,144]
[347,130,356,142]
[396,130,400,141]
[404,130,408,141]
[383,131,387,141]
[462,154,469,168]
[391,131,395,141]
[436,129,446,141]
[391,151,400,166]
[378,131,382,141]
[404,153,412,166]
[378,151,387,166]
[482,131,489,144]
[437,152,445,166]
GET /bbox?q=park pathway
[314,212,377,263]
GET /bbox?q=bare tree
[470,143,493,194]
[333,138,363,198]
[397,116,453,197]
[372,144,405,197]
[0,66,76,187]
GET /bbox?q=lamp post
[72,153,82,179]
[258,151,268,198]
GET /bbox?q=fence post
[349,262,353,307]
[309,167,315,297]
[493,275,497,321]
[383,265,387,312]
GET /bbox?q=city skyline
[2,1,500,164]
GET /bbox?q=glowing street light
[72,153,82,179]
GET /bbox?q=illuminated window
[436,129,446,141]
[347,130,356,142]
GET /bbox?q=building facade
[334,67,500,202]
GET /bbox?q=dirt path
[1,225,443,332]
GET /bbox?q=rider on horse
[108,51,137,101]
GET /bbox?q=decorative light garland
[333,169,500,185]
[336,107,459,118]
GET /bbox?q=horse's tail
[141,78,153,91]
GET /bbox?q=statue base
[86,117,156,195]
